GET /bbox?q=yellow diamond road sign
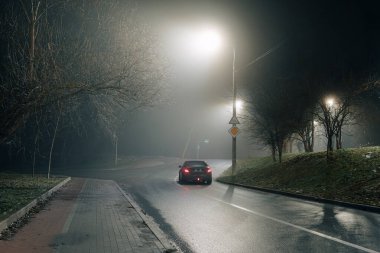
[229,126,240,138]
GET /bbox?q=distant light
[200,28,222,52]
[226,99,244,113]
[204,139,209,144]
[236,99,243,111]
[325,97,335,108]
[189,27,223,55]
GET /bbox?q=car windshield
[184,161,207,167]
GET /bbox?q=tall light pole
[232,47,237,173]
[185,27,240,171]
[228,47,240,175]
[181,26,283,173]
[196,139,209,159]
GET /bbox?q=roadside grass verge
[0,174,66,221]
[218,146,380,207]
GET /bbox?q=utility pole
[230,47,239,175]
[196,139,209,159]
[232,47,236,173]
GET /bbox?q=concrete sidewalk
[0,178,173,253]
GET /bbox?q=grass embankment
[0,174,65,221]
[218,146,380,207]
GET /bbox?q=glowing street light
[325,97,335,108]
[227,99,244,113]
[236,99,244,112]
[189,27,223,56]
[193,27,239,173]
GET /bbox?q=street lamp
[186,26,240,172]
[196,139,209,159]
[188,27,223,56]
[228,99,244,113]
[236,99,244,112]
[325,97,335,108]
[230,47,238,173]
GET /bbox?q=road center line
[212,197,380,253]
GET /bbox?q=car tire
[206,179,212,185]
[178,172,183,183]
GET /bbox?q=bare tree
[296,119,315,152]
[314,77,378,156]
[0,0,63,144]
[247,112,278,162]
[246,78,296,163]
[0,0,167,147]
[285,80,320,153]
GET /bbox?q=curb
[216,179,380,214]
[114,181,179,253]
[0,177,71,234]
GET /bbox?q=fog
[1,0,379,168]
[108,1,266,159]
[84,0,380,159]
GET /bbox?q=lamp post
[231,47,238,173]
[185,27,240,172]
[182,27,284,173]
[196,139,209,159]
[228,48,243,175]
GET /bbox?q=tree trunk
[278,145,283,163]
[29,21,35,80]
[310,121,315,152]
[327,134,333,151]
[335,129,342,149]
[300,134,310,152]
[302,141,308,152]
[284,138,293,153]
[32,132,38,177]
[48,113,60,179]
[29,5,37,81]
[282,139,288,153]
[326,132,334,160]
[338,131,342,149]
[114,132,118,167]
[271,145,276,162]
[60,137,67,166]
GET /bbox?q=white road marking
[212,197,380,253]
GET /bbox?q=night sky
[142,0,380,72]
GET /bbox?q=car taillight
[183,167,190,173]
[205,166,212,173]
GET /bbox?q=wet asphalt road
[57,157,380,253]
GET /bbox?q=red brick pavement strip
[0,178,85,253]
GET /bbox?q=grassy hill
[217,146,380,207]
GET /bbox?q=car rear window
[184,161,207,167]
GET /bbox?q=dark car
[178,160,212,185]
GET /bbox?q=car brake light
[206,166,212,173]
[183,168,190,173]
